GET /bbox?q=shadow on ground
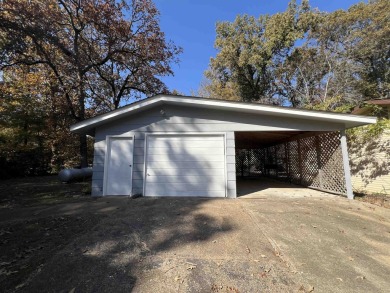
[2,177,390,293]
[2,197,299,293]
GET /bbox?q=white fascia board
[162,96,377,125]
[70,94,377,133]
[70,97,163,133]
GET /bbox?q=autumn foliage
[202,0,389,110]
[0,0,181,176]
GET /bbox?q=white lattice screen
[236,132,347,195]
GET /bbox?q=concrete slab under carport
[237,177,338,198]
[234,129,353,198]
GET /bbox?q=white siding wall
[91,104,343,197]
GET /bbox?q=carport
[70,95,376,198]
[235,130,353,198]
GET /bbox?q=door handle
[129,164,132,167]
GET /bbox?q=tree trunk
[77,71,88,168]
[79,133,88,168]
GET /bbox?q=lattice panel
[288,140,301,185]
[253,149,266,175]
[236,149,266,177]
[235,131,347,195]
[319,132,346,194]
[300,136,318,186]
[275,144,288,181]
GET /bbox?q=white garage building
[70,95,376,199]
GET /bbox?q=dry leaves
[174,276,183,283]
[356,275,365,280]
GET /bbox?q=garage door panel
[145,134,226,197]
[147,147,224,155]
[146,153,224,162]
[146,175,225,184]
[147,161,225,169]
[149,136,223,142]
[151,190,226,197]
[148,140,224,149]
[148,167,225,176]
[146,182,225,191]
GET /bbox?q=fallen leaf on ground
[356,276,365,280]
[187,265,196,270]
[0,269,18,276]
[307,285,315,292]
[15,283,25,290]
[336,278,343,282]
[164,266,176,273]
[261,254,266,258]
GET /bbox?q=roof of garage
[70,94,377,134]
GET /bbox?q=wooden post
[340,130,354,199]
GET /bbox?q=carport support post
[340,130,354,199]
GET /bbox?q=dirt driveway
[1,185,389,292]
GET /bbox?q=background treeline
[0,0,181,178]
[0,0,389,178]
[200,0,389,111]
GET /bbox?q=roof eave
[70,95,377,134]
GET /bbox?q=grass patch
[355,192,390,208]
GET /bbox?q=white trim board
[70,95,377,134]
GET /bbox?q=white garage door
[144,134,226,197]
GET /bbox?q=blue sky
[153,0,365,95]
